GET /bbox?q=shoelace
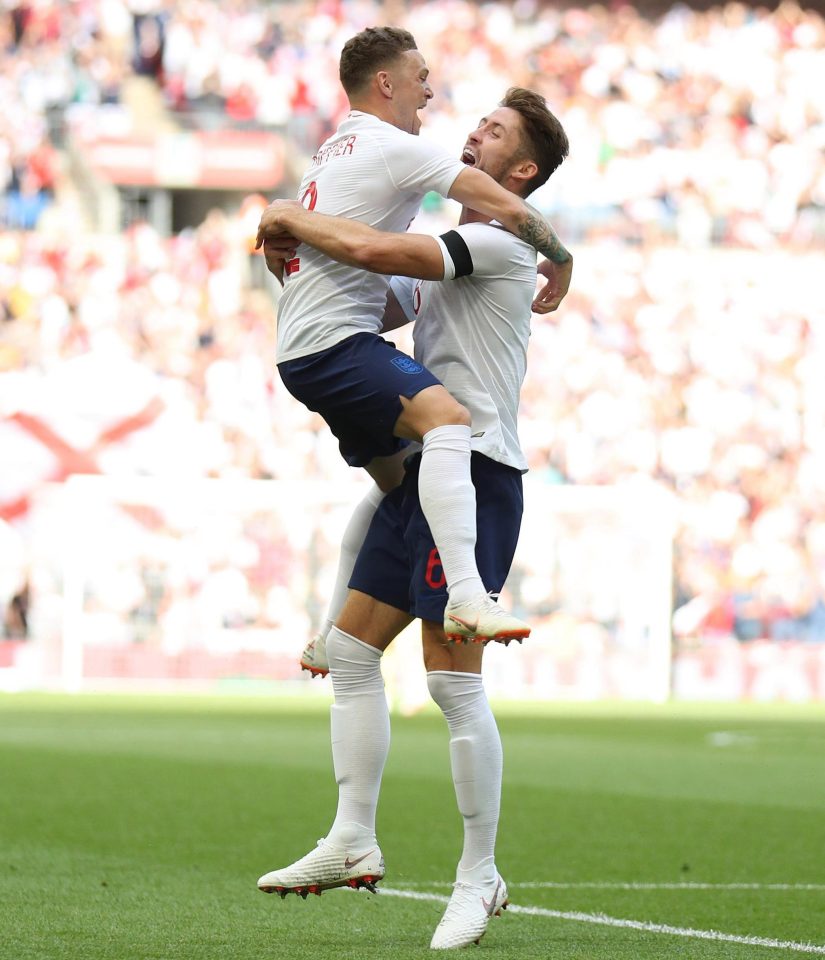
[470,592,512,617]
[443,879,497,914]
[454,591,502,609]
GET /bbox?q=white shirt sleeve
[447,222,534,277]
[433,235,458,280]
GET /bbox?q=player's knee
[412,385,470,427]
[396,387,471,440]
[325,627,350,670]
[436,399,471,429]
[426,669,453,707]
[422,624,483,674]
[366,458,405,493]
[417,396,471,432]
[423,645,446,674]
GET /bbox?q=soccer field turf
[2,694,824,960]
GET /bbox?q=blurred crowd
[522,246,825,645]
[2,0,824,245]
[1,0,824,651]
[2,219,823,646]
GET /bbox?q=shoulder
[439,223,536,283]
[449,221,535,276]
[371,122,450,160]
[456,221,529,249]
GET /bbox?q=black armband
[440,230,474,278]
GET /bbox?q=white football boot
[300,632,330,678]
[257,838,384,898]
[430,873,509,949]
[444,593,530,645]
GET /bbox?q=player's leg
[260,484,415,897]
[278,335,428,672]
[258,591,411,897]
[424,628,502,888]
[400,453,520,947]
[423,622,509,949]
[279,334,525,649]
[394,385,529,644]
[301,449,408,677]
[393,384,481,602]
[325,591,411,851]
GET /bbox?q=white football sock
[419,425,484,604]
[427,671,502,884]
[319,485,385,640]
[326,626,390,849]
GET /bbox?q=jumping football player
[257,87,569,951]
[256,27,572,649]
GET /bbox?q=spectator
[0,0,823,650]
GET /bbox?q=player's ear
[376,69,393,99]
[511,159,538,189]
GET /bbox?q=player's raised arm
[256,200,449,280]
[447,165,572,309]
[450,164,575,313]
[447,165,569,265]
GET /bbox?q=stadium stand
[1,0,824,693]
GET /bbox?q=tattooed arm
[518,202,570,264]
[448,167,571,262]
[449,166,572,311]
[532,254,573,314]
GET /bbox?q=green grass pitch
[2,693,825,959]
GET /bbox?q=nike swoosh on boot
[343,850,375,871]
[481,879,502,917]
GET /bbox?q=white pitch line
[381,887,825,955]
[392,880,825,892]
[514,882,825,892]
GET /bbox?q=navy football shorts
[277,332,442,468]
[349,452,524,624]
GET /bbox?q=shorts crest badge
[391,356,424,375]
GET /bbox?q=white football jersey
[391,221,537,472]
[276,111,465,363]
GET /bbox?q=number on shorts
[425,548,446,589]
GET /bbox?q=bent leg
[394,385,485,606]
[303,451,409,676]
[322,448,409,644]
[310,481,388,663]
[364,447,409,494]
[336,588,412,651]
[323,449,408,639]
[393,383,470,443]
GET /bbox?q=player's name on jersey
[311,136,358,167]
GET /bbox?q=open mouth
[461,147,477,166]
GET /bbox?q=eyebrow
[479,117,506,131]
